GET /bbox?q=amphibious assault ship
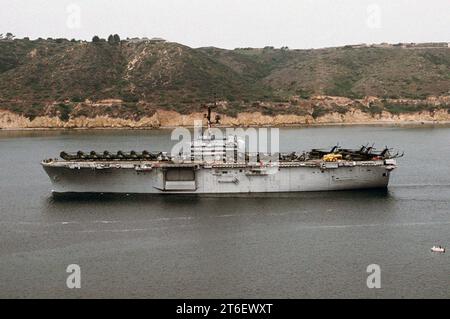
[41,106,402,195]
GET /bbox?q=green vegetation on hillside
[1,37,450,120]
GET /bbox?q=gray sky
[1,0,449,49]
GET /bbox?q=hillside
[0,37,450,127]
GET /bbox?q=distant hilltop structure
[126,37,167,44]
[150,37,166,43]
[342,42,450,49]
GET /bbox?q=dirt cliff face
[2,94,450,129]
[2,108,450,129]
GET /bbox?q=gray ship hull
[42,161,392,195]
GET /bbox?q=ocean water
[0,125,449,298]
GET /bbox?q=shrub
[57,103,73,121]
[384,103,434,114]
[24,108,40,121]
[335,105,349,114]
[297,89,311,99]
[70,96,84,103]
[367,102,384,115]
[121,91,139,102]
[312,106,327,119]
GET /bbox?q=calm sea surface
[0,125,449,298]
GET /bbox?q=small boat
[431,246,445,253]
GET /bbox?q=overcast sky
[1,0,449,49]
